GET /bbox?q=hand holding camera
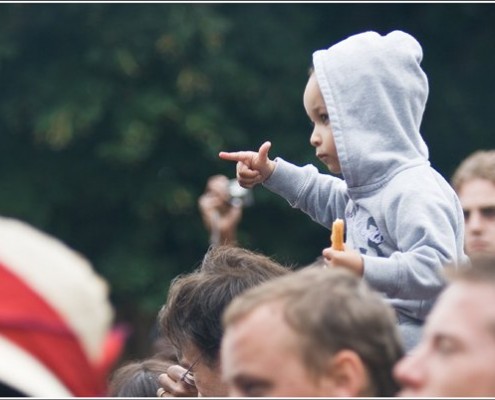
[227,179,254,208]
[198,175,253,246]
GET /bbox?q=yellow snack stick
[331,218,345,251]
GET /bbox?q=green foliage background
[1,2,494,359]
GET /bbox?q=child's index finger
[219,150,251,162]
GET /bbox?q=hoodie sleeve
[262,157,348,229]
[362,169,466,301]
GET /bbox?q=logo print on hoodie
[366,217,384,256]
[357,216,385,257]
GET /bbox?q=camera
[228,179,254,207]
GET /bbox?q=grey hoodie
[264,31,469,323]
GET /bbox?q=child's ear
[323,349,370,397]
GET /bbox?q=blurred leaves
[0,3,495,357]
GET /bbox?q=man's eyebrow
[232,374,272,389]
[463,205,495,213]
[233,373,269,382]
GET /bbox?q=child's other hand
[322,247,364,276]
[219,141,276,188]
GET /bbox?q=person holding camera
[156,245,291,397]
[198,174,252,246]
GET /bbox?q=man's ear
[324,349,371,397]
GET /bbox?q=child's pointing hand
[219,141,276,188]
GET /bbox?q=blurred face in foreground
[221,301,368,397]
[393,281,495,397]
[457,178,495,257]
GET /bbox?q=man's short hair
[451,150,495,192]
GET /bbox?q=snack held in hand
[331,218,345,251]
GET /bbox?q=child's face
[303,73,341,174]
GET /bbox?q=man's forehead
[434,282,495,321]
[459,179,495,200]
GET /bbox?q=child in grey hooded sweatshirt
[219,30,469,352]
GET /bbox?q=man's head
[158,245,291,396]
[451,150,495,257]
[221,267,403,397]
[394,256,495,397]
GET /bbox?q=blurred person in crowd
[219,30,469,353]
[199,174,324,269]
[108,357,173,397]
[198,174,252,246]
[0,216,125,396]
[394,256,495,397]
[221,267,404,397]
[451,149,495,258]
[155,245,292,397]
